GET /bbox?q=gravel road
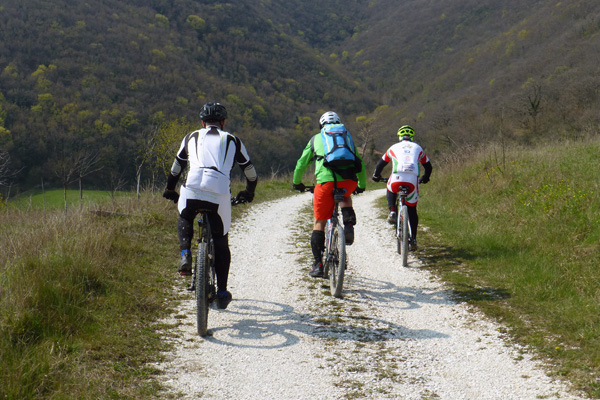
[155,189,585,400]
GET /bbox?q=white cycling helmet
[319,111,341,128]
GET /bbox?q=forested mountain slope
[0,0,374,189]
[0,0,599,192]
[347,0,600,155]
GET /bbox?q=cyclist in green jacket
[292,111,367,277]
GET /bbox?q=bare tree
[106,170,128,202]
[355,105,390,161]
[49,143,101,213]
[76,151,103,207]
[0,150,12,187]
[527,84,543,131]
[135,126,159,200]
[50,153,80,213]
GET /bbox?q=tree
[135,126,159,199]
[49,135,101,212]
[0,150,13,187]
[354,105,390,162]
[526,83,543,132]
[149,118,195,181]
[76,151,102,207]
[50,150,80,213]
[106,170,128,202]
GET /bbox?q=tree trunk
[137,170,141,200]
[64,183,68,213]
[41,177,46,211]
[79,176,83,208]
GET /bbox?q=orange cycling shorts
[313,180,358,220]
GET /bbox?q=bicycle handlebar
[293,184,315,193]
[296,185,362,196]
[373,176,429,185]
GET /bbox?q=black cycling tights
[387,192,419,239]
[407,205,418,240]
[177,201,231,292]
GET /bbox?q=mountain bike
[376,177,411,267]
[394,185,411,267]
[300,185,346,298]
[188,196,247,337]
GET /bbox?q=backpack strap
[310,135,324,161]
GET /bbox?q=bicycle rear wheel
[328,223,346,298]
[195,242,210,336]
[399,205,409,267]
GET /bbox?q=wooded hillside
[1,0,599,194]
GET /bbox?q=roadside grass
[411,139,600,397]
[7,189,129,211]
[0,179,293,399]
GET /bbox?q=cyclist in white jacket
[163,102,258,309]
[372,125,432,251]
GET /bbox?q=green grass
[0,193,172,399]
[6,188,130,211]
[0,179,294,399]
[412,139,600,397]
[4,162,600,398]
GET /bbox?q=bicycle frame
[322,187,346,298]
[395,186,411,267]
[299,185,347,298]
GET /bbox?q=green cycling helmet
[397,125,415,141]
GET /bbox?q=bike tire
[329,223,346,298]
[400,205,409,267]
[195,242,210,337]
[396,209,401,255]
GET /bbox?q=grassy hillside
[411,137,600,396]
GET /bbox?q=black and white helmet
[319,111,341,128]
[199,102,227,122]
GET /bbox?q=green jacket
[293,133,367,189]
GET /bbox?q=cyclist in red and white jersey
[372,125,432,250]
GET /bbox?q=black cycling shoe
[216,291,232,309]
[409,238,418,251]
[309,261,324,278]
[345,224,354,245]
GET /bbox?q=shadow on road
[205,297,449,349]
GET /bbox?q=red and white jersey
[382,141,429,177]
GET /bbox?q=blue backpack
[311,123,362,178]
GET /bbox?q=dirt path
[155,190,584,400]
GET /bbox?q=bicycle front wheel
[399,205,409,267]
[328,223,346,298]
[195,242,210,337]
